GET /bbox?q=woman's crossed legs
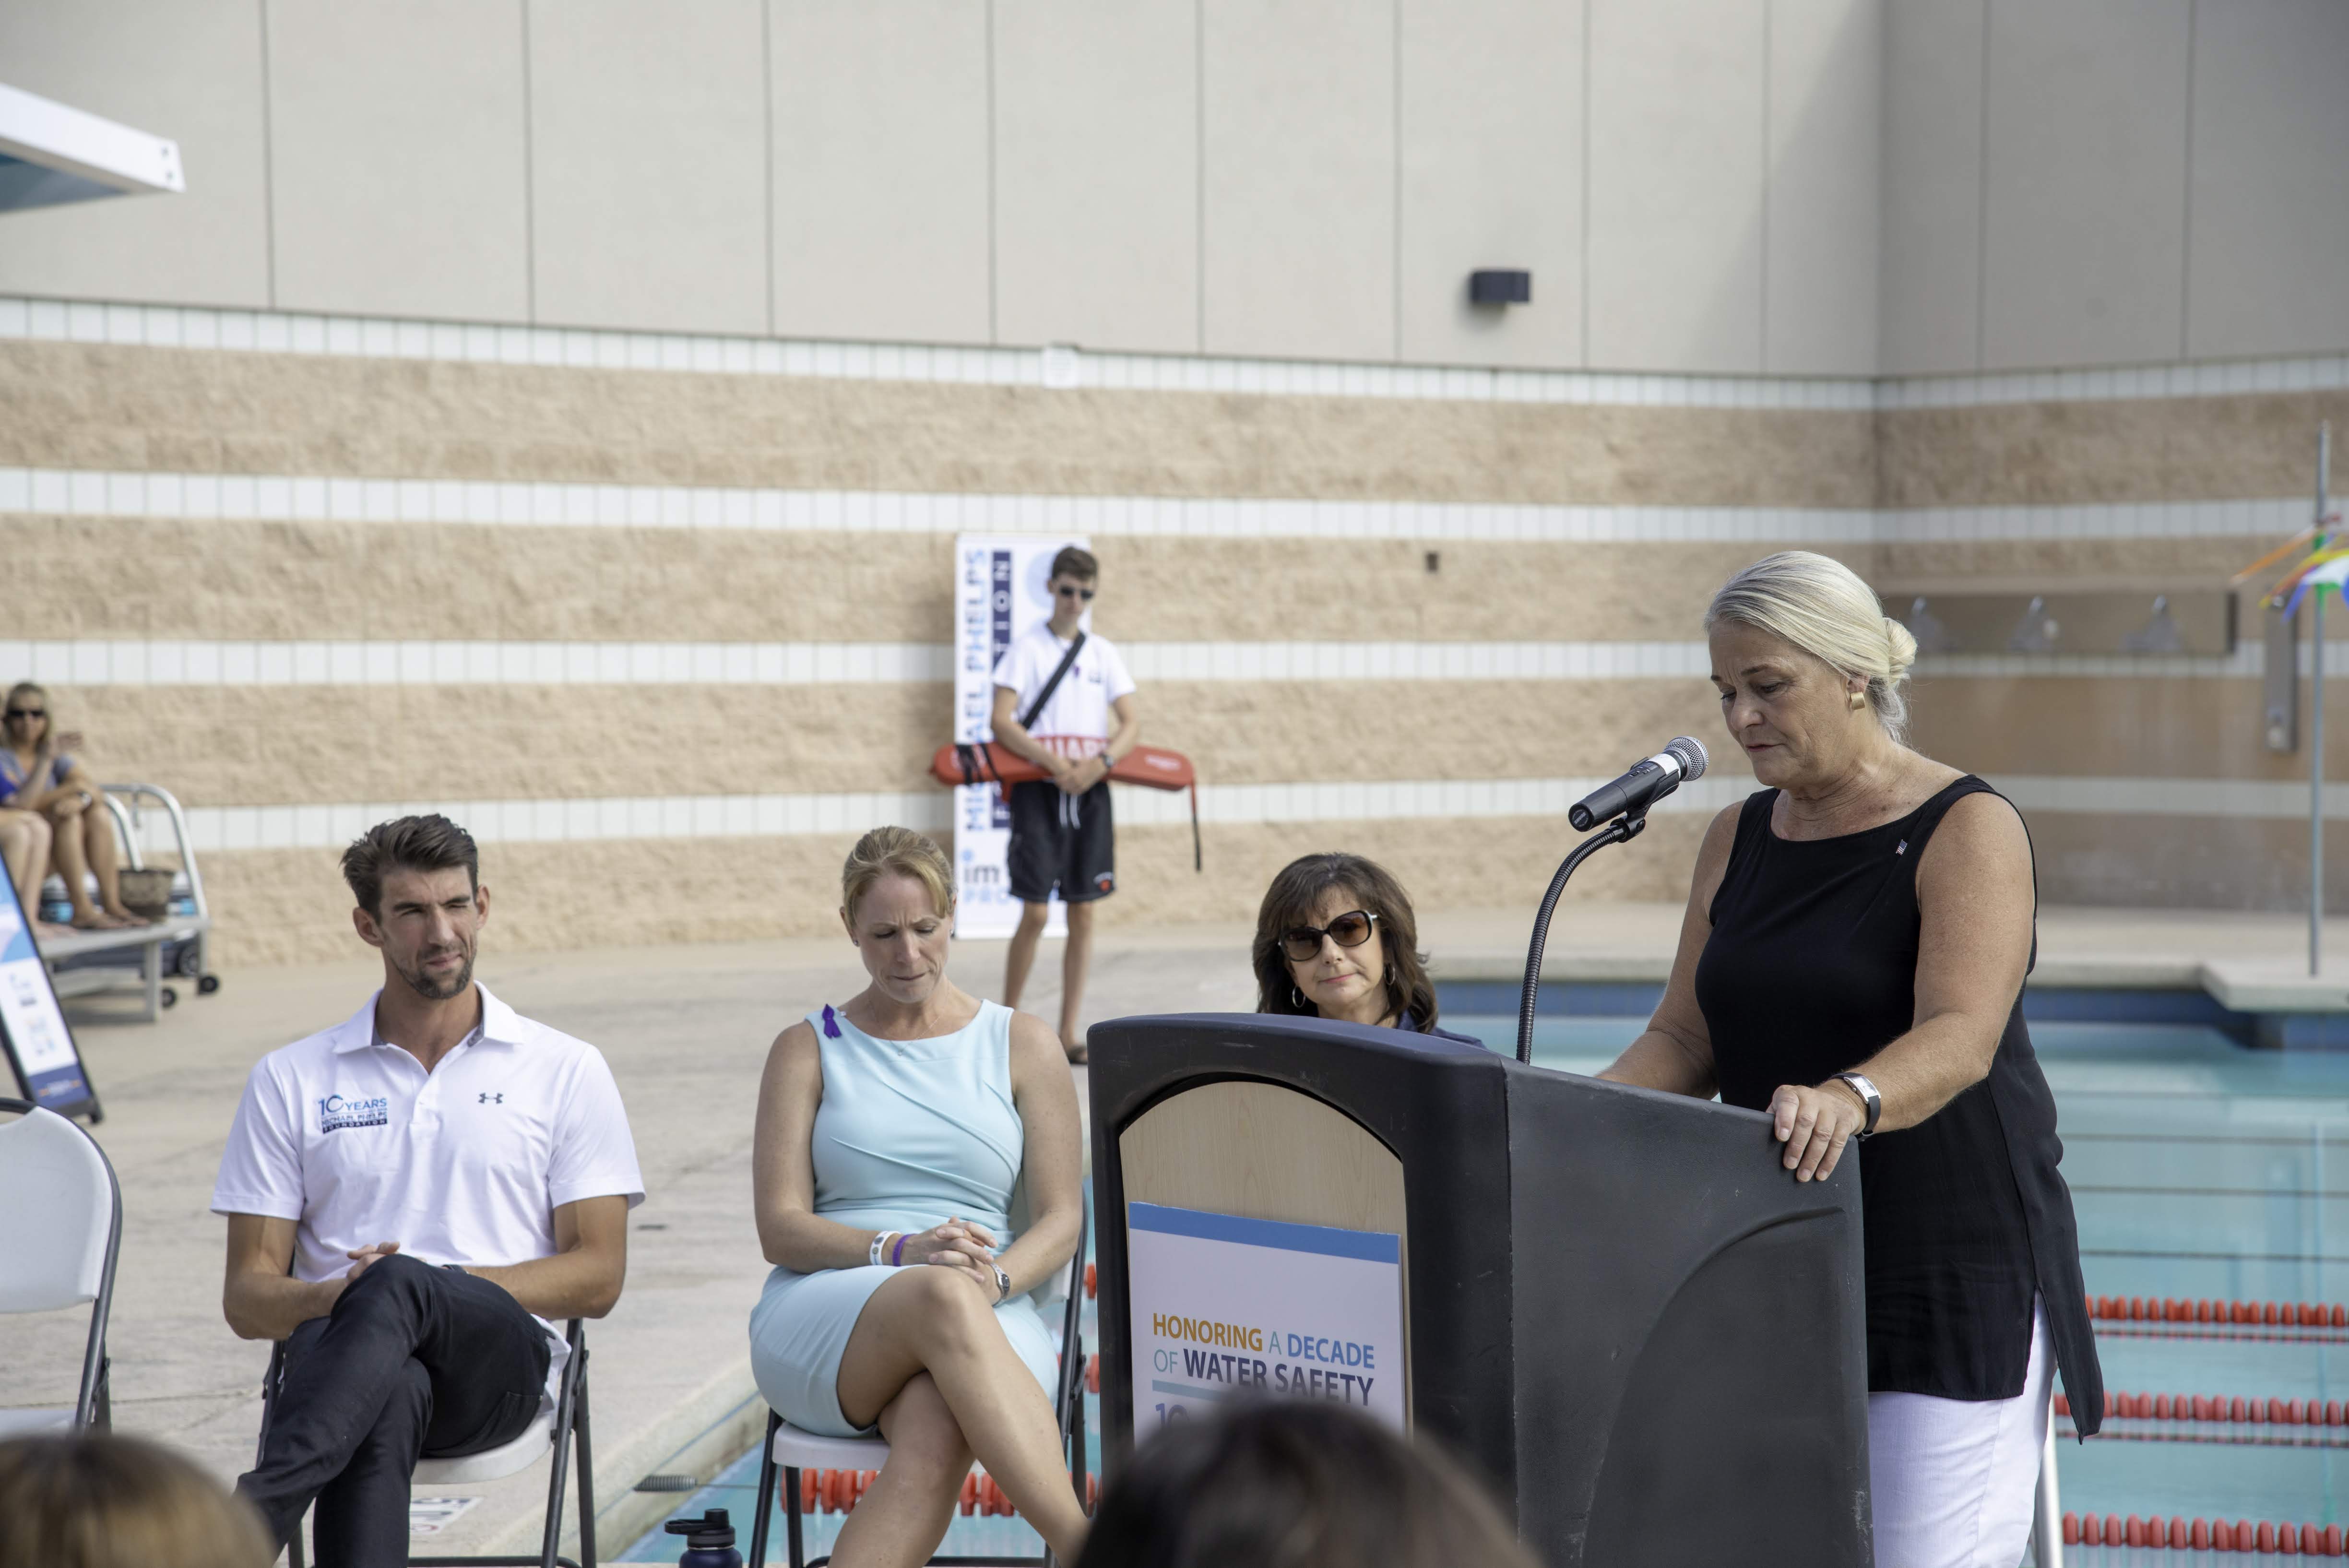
[830,1266,1085,1568]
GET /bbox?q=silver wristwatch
[1830,1072,1882,1139]
[991,1263,1012,1302]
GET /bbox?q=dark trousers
[240,1252,551,1568]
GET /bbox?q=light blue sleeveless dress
[748,1000,1060,1436]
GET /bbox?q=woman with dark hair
[1073,1399,1535,1568]
[1251,853,1476,1043]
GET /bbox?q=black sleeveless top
[1694,776,2101,1423]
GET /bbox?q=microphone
[1568,737,1708,832]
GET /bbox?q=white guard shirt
[211,984,645,1402]
[989,625,1136,760]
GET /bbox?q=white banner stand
[952,533,1091,939]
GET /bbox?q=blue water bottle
[664,1508,743,1568]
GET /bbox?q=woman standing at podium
[1596,552,2100,1568]
[1251,853,1480,1045]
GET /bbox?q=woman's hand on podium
[1769,1082,1867,1183]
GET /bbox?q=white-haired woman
[749,826,1087,1567]
[1597,551,2100,1567]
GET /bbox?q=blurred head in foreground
[0,1432,273,1568]
[1073,1399,1537,1568]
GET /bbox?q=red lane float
[2055,1387,2349,1445]
[2090,1294,2349,1341]
[2063,1513,2347,1555]
[811,1465,1109,1521]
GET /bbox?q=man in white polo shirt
[212,815,643,1566]
[989,545,1141,1062]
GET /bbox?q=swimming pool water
[622,1018,2349,1557]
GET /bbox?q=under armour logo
[478,1092,504,1104]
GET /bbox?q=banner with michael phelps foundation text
[952,533,1088,939]
[1126,1201,1405,1442]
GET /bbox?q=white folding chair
[261,1317,597,1568]
[0,1097,121,1435]
[747,1200,1091,1568]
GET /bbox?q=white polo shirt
[990,625,1136,760]
[211,985,644,1401]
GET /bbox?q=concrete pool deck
[7,899,2344,1559]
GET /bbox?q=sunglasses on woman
[1280,910,1377,962]
[4,707,41,721]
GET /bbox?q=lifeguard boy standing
[988,546,1141,1063]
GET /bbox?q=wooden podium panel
[1118,1079,1404,1234]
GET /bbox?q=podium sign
[950,532,1089,939]
[1127,1200,1405,1439]
[0,870,99,1119]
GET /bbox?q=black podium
[1089,1012,1870,1568]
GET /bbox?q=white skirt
[1868,1297,2052,1568]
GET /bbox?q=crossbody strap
[1018,630,1087,733]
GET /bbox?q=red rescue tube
[932,742,1203,869]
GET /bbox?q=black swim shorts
[1006,778,1116,904]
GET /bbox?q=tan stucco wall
[2,335,2332,962]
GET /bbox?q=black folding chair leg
[785,1465,805,1568]
[571,1362,596,1568]
[747,1410,780,1568]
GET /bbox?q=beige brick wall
[0,342,1876,505]
[6,334,2338,962]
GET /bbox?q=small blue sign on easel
[0,870,101,1121]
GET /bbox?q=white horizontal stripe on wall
[166,790,950,855]
[151,769,2349,858]
[4,467,2326,549]
[1993,776,2349,823]
[14,637,2342,691]
[0,297,1874,412]
[0,638,1717,689]
[14,295,2349,413]
[161,775,1744,857]
[0,466,1874,545]
[1878,356,2349,411]
[1881,496,2317,544]
[0,640,951,689]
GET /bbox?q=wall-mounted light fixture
[1468,270,1530,306]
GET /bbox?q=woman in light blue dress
[750,826,1088,1567]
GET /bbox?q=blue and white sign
[0,873,94,1117]
[952,533,1090,939]
[1127,1200,1406,1440]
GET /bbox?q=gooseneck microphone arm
[1517,736,1708,1064]
[1516,814,1644,1063]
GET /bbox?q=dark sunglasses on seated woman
[1280,910,1378,962]
[4,707,41,721]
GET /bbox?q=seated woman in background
[749,826,1088,1567]
[1252,852,1480,1045]
[1,683,144,929]
[1074,1400,1536,1568]
[0,805,56,933]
